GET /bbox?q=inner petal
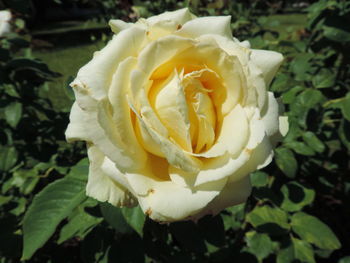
[183,72,217,153]
[149,70,192,152]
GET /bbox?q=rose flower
[66,8,288,222]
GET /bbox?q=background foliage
[0,0,349,262]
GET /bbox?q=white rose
[0,10,11,37]
[66,8,288,222]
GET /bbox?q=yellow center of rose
[132,38,245,160]
[148,66,220,154]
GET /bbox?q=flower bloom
[66,8,288,222]
[0,10,11,37]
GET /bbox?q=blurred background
[0,0,349,262]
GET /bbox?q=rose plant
[66,8,288,222]
[0,10,11,37]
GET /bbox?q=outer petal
[198,176,252,217]
[66,85,139,172]
[279,116,289,137]
[86,145,136,207]
[209,34,267,110]
[66,102,90,142]
[73,26,147,100]
[146,8,193,26]
[261,92,280,137]
[125,162,228,222]
[176,16,232,39]
[228,135,273,184]
[109,19,133,34]
[250,49,284,86]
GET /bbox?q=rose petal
[194,104,249,158]
[177,16,232,39]
[73,26,147,100]
[107,56,148,169]
[261,92,280,137]
[199,176,252,216]
[126,166,227,222]
[150,70,192,152]
[109,19,133,34]
[146,8,193,26]
[250,49,284,86]
[86,145,136,207]
[66,85,138,172]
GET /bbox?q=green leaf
[278,236,315,263]
[341,93,350,121]
[302,132,325,153]
[4,102,22,128]
[292,238,315,263]
[312,69,335,88]
[68,158,89,181]
[291,212,341,250]
[285,141,315,156]
[323,25,350,43]
[245,231,274,261]
[275,147,298,178]
[58,199,102,244]
[280,182,315,212]
[22,177,87,260]
[290,53,313,81]
[0,146,18,172]
[251,171,269,187]
[290,89,325,128]
[223,204,245,231]
[282,86,304,104]
[339,256,350,263]
[6,58,59,79]
[246,205,290,235]
[100,203,133,234]
[271,73,290,92]
[121,206,146,236]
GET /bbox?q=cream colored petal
[134,115,165,157]
[170,109,267,188]
[176,16,232,39]
[126,170,227,222]
[250,49,284,86]
[199,176,252,216]
[194,104,249,158]
[136,35,194,78]
[151,71,192,152]
[279,116,289,136]
[101,157,135,194]
[146,8,193,26]
[107,57,148,168]
[74,26,147,100]
[228,135,273,183]
[208,34,266,110]
[130,100,201,173]
[86,145,137,207]
[169,152,250,188]
[109,19,133,34]
[260,92,280,137]
[65,102,90,142]
[67,84,138,172]
[97,99,147,171]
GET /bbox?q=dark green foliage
[0,0,349,262]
